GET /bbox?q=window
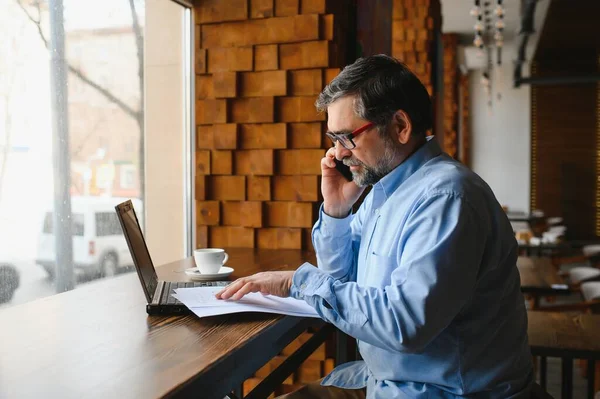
[43,212,85,236]
[0,0,146,307]
[95,212,123,236]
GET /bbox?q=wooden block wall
[391,0,441,97]
[194,0,348,251]
[242,330,336,396]
[458,73,470,167]
[442,34,458,158]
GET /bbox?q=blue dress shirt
[289,137,533,398]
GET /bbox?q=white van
[36,196,143,279]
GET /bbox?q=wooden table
[528,311,600,399]
[0,248,321,399]
[517,257,570,308]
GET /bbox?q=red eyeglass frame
[326,122,375,149]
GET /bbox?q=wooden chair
[535,282,600,395]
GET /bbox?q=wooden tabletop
[528,311,600,359]
[517,256,568,295]
[0,248,318,399]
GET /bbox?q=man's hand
[215,271,295,300]
[321,147,365,218]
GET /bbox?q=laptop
[115,200,229,315]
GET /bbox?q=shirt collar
[375,136,442,199]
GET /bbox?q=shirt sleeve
[310,199,367,283]
[291,192,487,353]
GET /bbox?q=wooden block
[211,150,232,175]
[275,0,299,16]
[213,124,238,149]
[324,358,335,375]
[196,48,206,74]
[209,226,254,248]
[289,69,322,96]
[276,149,324,174]
[230,97,275,123]
[207,47,253,73]
[235,150,274,175]
[300,0,326,14]
[196,150,211,175]
[196,225,208,248]
[279,41,329,69]
[288,122,322,148]
[265,202,313,227]
[222,202,263,227]
[303,227,315,252]
[247,176,271,201]
[257,228,302,249]
[197,125,213,150]
[254,44,279,71]
[272,176,319,201]
[196,75,214,100]
[296,359,322,383]
[276,97,325,122]
[208,176,246,200]
[323,68,339,85]
[239,71,287,97]
[195,175,206,200]
[320,14,334,40]
[282,332,323,355]
[393,0,405,20]
[243,378,261,396]
[195,24,201,50]
[212,71,237,98]
[250,0,274,18]
[202,15,319,48]
[196,0,248,23]
[196,99,227,125]
[240,123,287,149]
[196,201,220,225]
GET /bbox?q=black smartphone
[335,159,353,181]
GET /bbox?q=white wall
[469,45,531,213]
[145,0,187,266]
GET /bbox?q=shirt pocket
[366,252,406,287]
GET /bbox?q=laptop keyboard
[162,281,229,305]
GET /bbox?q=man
[216,55,533,398]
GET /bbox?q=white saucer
[184,266,233,281]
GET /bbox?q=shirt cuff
[316,203,352,238]
[290,262,329,300]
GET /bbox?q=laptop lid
[115,200,158,303]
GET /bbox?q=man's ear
[393,110,412,144]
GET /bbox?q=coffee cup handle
[223,252,229,265]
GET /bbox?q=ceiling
[440,0,521,43]
[439,0,551,69]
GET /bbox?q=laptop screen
[115,200,157,302]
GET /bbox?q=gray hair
[315,55,432,135]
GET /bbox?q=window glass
[0,0,146,308]
[43,212,85,236]
[95,212,122,237]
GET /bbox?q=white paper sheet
[172,287,320,319]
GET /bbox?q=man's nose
[334,143,352,161]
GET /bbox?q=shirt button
[300,283,307,290]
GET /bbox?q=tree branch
[14,0,140,120]
[66,64,138,119]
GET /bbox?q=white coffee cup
[193,248,229,274]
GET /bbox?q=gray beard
[343,137,399,187]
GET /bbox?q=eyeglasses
[325,122,375,150]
